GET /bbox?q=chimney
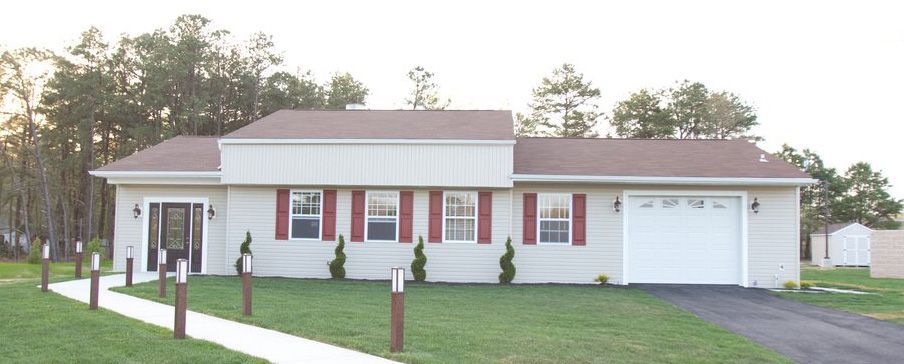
[345,103,367,110]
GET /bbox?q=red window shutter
[428,191,443,243]
[351,190,365,242]
[322,190,337,241]
[399,191,414,243]
[275,189,290,240]
[523,193,537,245]
[572,194,586,246]
[478,191,492,244]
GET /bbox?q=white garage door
[628,196,742,285]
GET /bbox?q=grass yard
[117,276,788,363]
[0,263,264,363]
[0,260,113,283]
[774,267,904,325]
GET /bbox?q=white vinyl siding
[111,185,229,275]
[113,183,798,287]
[226,187,511,282]
[220,143,513,188]
[443,191,477,243]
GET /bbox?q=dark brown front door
[161,203,191,272]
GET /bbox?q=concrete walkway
[48,273,396,364]
[640,284,904,364]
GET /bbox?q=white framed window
[366,191,399,242]
[538,193,571,244]
[443,191,478,243]
[290,190,322,240]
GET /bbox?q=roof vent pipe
[759,154,768,163]
[345,103,367,110]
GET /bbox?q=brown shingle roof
[223,110,515,140]
[95,136,220,172]
[513,138,810,179]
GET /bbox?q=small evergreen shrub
[27,238,43,264]
[411,235,427,282]
[800,280,814,289]
[234,231,253,274]
[84,237,105,262]
[328,234,347,279]
[594,274,609,285]
[783,280,799,290]
[498,236,516,284]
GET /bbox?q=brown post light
[125,246,134,287]
[242,253,252,316]
[41,244,50,292]
[89,252,100,310]
[390,267,405,353]
[74,240,83,278]
[174,259,188,339]
[158,249,167,298]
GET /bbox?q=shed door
[628,196,742,285]
[843,236,871,266]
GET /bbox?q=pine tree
[499,237,516,284]
[411,235,427,282]
[521,63,601,137]
[329,234,347,279]
[234,230,252,274]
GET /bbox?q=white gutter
[89,171,222,178]
[217,138,516,146]
[511,174,818,186]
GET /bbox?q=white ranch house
[91,110,815,287]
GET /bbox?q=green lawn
[774,267,904,325]
[0,260,112,282]
[117,276,788,363]
[0,263,264,363]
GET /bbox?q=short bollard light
[89,252,100,310]
[390,267,405,353]
[242,254,253,316]
[125,246,134,287]
[74,240,83,278]
[158,249,167,298]
[41,244,50,292]
[174,259,188,340]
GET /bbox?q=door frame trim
[622,190,749,287]
[141,197,209,274]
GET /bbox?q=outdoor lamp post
[158,249,167,298]
[74,240,83,278]
[242,253,252,316]
[89,252,100,310]
[126,246,134,287]
[174,259,188,339]
[822,180,832,268]
[41,244,50,292]
[390,267,405,353]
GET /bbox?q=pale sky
[2,0,903,194]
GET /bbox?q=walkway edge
[48,273,397,364]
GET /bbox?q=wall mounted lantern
[751,197,760,214]
[613,196,622,213]
[207,205,216,220]
[133,204,142,219]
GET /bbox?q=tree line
[0,15,900,261]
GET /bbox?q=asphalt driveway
[640,285,904,364]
